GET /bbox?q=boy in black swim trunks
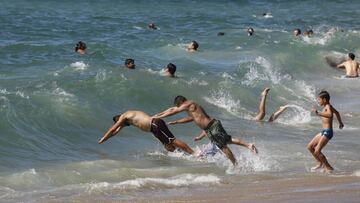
[153,96,258,165]
[307,91,344,172]
[98,110,194,154]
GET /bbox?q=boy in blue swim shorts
[307,91,344,173]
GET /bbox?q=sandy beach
[42,175,360,203]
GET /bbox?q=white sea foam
[276,104,312,125]
[70,61,88,70]
[203,89,241,115]
[242,56,281,86]
[95,69,107,82]
[186,78,208,86]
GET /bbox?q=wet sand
[47,175,360,203]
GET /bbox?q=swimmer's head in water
[189,41,199,51]
[317,91,330,105]
[217,32,225,36]
[166,63,177,77]
[247,27,254,36]
[75,41,87,53]
[125,58,135,69]
[349,53,355,60]
[293,28,301,36]
[113,114,130,126]
[304,29,313,36]
[174,95,187,107]
[148,23,157,30]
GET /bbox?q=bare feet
[311,163,323,171]
[248,143,258,154]
[279,105,290,111]
[324,166,334,173]
[261,88,270,97]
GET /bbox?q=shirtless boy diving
[99,110,194,154]
[336,53,360,78]
[153,96,258,165]
[308,91,344,172]
[255,88,290,122]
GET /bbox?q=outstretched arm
[153,105,188,119]
[332,106,344,129]
[99,116,126,144]
[168,117,194,125]
[336,62,345,69]
[194,130,207,141]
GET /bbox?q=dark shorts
[204,119,232,149]
[150,118,175,145]
[321,129,333,140]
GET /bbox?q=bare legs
[168,139,194,154]
[307,134,333,172]
[255,88,270,121]
[268,105,290,122]
[255,88,289,122]
[221,137,258,166]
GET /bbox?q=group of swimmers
[74,22,358,172]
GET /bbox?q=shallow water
[0,0,360,202]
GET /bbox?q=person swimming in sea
[254,88,290,122]
[75,41,87,54]
[247,27,255,36]
[163,63,177,78]
[98,110,194,154]
[125,58,135,69]
[293,28,301,37]
[187,41,199,52]
[336,53,359,78]
[303,29,314,37]
[148,23,157,30]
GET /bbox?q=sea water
[0,1,360,202]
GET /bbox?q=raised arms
[153,104,188,119]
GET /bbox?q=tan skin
[336,57,360,77]
[153,100,258,165]
[308,97,344,172]
[98,110,194,154]
[255,88,289,122]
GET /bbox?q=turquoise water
[1,1,360,202]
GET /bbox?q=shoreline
[47,175,360,203]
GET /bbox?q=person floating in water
[163,63,177,78]
[247,27,254,36]
[336,53,359,78]
[125,58,135,69]
[303,29,314,37]
[75,41,87,54]
[153,96,258,165]
[308,91,344,173]
[148,23,157,30]
[187,41,199,52]
[98,110,194,154]
[293,28,301,37]
[254,88,290,122]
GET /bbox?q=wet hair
[247,27,254,36]
[75,41,87,52]
[349,53,355,60]
[308,29,313,34]
[125,58,135,66]
[294,28,301,35]
[191,41,199,50]
[217,32,225,36]
[112,114,130,126]
[166,63,177,75]
[174,95,187,107]
[318,91,330,101]
[148,23,157,30]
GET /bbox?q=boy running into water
[308,91,344,172]
[98,110,194,154]
[153,96,258,165]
